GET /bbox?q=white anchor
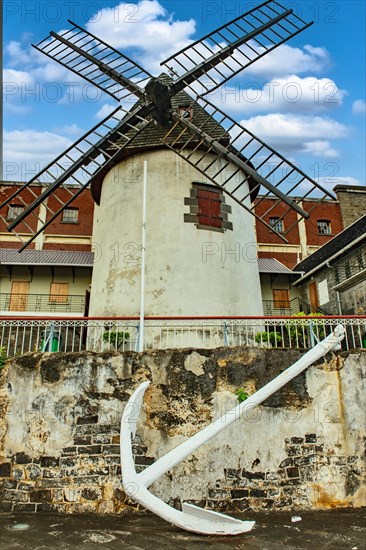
[120,324,345,536]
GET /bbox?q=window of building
[178,106,193,119]
[9,281,30,311]
[357,252,365,270]
[269,217,284,233]
[334,266,340,284]
[7,204,24,221]
[184,183,232,231]
[49,282,69,303]
[317,220,331,235]
[197,188,222,229]
[345,260,351,279]
[62,208,79,223]
[272,289,290,309]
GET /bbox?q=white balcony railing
[0,316,365,357]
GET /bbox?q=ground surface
[1,509,365,549]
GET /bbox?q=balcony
[0,293,86,315]
[262,297,327,316]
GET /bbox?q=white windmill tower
[1,1,335,336]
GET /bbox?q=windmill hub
[144,76,173,127]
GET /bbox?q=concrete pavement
[1,509,365,549]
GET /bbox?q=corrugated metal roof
[258,258,302,274]
[0,249,94,266]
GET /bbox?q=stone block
[15,453,32,465]
[81,487,102,501]
[73,436,92,445]
[76,416,99,425]
[0,463,11,477]
[40,457,60,468]
[42,469,62,479]
[25,463,42,480]
[93,434,111,444]
[77,445,102,455]
[101,445,120,456]
[30,489,53,503]
[286,467,300,479]
[4,490,29,502]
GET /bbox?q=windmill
[1,0,334,320]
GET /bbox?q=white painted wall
[89,150,263,318]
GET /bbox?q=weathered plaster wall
[89,149,263,318]
[0,348,365,515]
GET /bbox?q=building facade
[254,196,344,269]
[1,181,364,317]
[293,216,366,315]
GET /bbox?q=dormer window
[178,106,193,119]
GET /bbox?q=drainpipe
[336,291,343,315]
[293,234,366,286]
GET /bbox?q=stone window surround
[184,182,233,232]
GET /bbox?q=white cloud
[243,44,330,79]
[3,130,73,181]
[352,99,366,115]
[210,76,346,115]
[239,113,348,157]
[53,124,84,136]
[302,140,338,158]
[5,41,35,67]
[3,68,34,86]
[86,0,196,74]
[95,104,117,120]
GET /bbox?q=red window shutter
[197,188,222,228]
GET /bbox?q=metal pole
[138,160,147,352]
[0,0,3,180]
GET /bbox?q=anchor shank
[138,325,345,487]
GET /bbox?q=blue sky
[3,0,366,191]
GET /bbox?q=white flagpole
[138,160,147,352]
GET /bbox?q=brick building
[0,182,94,251]
[255,185,365,269]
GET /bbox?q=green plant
[255,331,282,346]
[0,346,7,369]
[235,388,250,403]
[285,312,325,348]
[102,331,130,348]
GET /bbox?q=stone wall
[334,185,366,228]
[0,347,365,515]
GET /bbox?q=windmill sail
[33,20,152,101]
[1,107,152,250]
[163,0,312,96]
